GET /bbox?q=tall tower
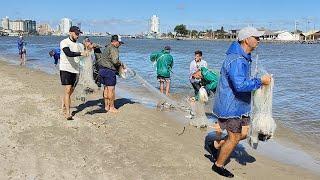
[60,18,72,35]
[1,16,10,30]
[150,15,160,34]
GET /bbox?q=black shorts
[60,71,78,87]
[19,49,26,55]
[157,75,170,82]
[218,116,250,133]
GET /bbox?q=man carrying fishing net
[210,27,272,178]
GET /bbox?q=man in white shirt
[60,26,88,120]
[189,50,207,95]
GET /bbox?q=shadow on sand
[204,131,256,166]
[72,97,136,116]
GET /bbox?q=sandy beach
[0,59,319,180]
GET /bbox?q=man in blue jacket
[49,48,61,66]
[17,35,27,65]
[210,27,271,178]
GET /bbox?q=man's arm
[229,59,262,92]
[62,47,81,57]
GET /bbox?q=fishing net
[198,86,208,103]
[75,51,99,101]
[248,77,276,149]
[189,100,211,128]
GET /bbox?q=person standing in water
[150,46,174,96]
[59,26,88,120]
[210,27,271,178]
[189,50,207,96]
[17,35,27,66]
[49,48,60,67]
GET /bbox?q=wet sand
[0,59,319,179]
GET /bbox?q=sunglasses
[253,36,260,41]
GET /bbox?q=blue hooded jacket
[53,48,61,61]
[213,41,262,119]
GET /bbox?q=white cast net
[248,77,276,149]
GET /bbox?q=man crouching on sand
[210,27,271,178]
[60,26,88,120]
[96,35,124,113]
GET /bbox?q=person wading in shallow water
[49,48,60,67]
[210,27,271,178]
[150,46,174,96]
[18,35,27,66]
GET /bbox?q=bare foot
[108,108,119,113]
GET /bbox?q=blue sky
[1,0,320,34]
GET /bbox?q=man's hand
[80,51,89,57]
[261,74,272,85]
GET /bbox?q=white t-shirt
[59,37,83,73]
[189,59,208,82]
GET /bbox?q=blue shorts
[99,67,117,86]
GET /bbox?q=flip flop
[66,116,74,121]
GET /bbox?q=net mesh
[248,78,276,149]
[75,51,98,101]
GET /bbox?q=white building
[150,15,159,34]
[60,18,72,35]
[1,16,10,30]
[10,20,25,31]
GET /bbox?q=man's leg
[107,86,118,113]
[211,130,240,178]
[23,53,26,65]
[103,86,110,111]
[19,53,23,65]
[159,81,164,94]
[165,80,170,96]
[191,82,201,95]
[213,125,249,150]
[216,130,241,166]
[63,85,74,118]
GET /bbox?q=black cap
[111,35,124,44]
[69,26,82,34]
[164,46,171,50]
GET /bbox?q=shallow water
[0,36,319,145]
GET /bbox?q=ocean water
[0,36,319,144]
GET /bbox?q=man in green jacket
[192,66,219,100]
[150,46,174,96]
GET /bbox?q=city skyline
[1,0,320,34]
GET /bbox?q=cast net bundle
[75,52,99,101]
[248,77,276,149]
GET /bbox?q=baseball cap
[111,35,124,44]
[69,26,82,34]
[164,45,171,50]
[237,27,264,41]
